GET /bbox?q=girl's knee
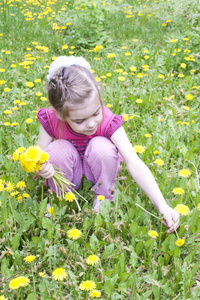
[46,139,80,163]
[85,136,119,163]
[86,136,117,155]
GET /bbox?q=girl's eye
[75,120,84,124]
[93,111,100,116]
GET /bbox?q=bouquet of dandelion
[13,146,86,210]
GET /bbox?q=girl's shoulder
[37,107,61,138]
[98,105,124,138]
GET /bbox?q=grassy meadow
[0,0,200,299]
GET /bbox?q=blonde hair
[47,65,102,119]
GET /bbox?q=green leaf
[1,257,14,278]
[11,233,20,251]
[32,236,41,248]
[38,197,48,226]
[129,250,138,267]
[89,234,100,252]
[103,243,115,258]
[27,293,36,300]
[129,221,138,236]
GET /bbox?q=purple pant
[46,137,121,200]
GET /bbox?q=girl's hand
[159,205,180,234]
[37,161,55,179]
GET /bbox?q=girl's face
[61,92,103,135]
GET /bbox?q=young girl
[37,56,179,233]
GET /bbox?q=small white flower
[47,56,91,82]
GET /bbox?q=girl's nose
[86,118,95,129]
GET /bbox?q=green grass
[0,0,200,299]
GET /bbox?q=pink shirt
[37,106,124,157]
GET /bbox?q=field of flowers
[0,0,200,299]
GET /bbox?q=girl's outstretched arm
[111,126,180,233]
[37,125,55,179]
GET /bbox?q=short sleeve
[104,115,124,139]
[37,108,55,138]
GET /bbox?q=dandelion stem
[59,281,63,300]
[185,178,195,206]
[135,203,160,219]
[8,193,17,228]
[159,216,163,248]
[31,263,36,294]
[41,183,44,202]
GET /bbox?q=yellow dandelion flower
[39,272,45,278]
[136,99,143,103]
[24,255,36,263]
[9,276,30,289]
[67,229,82,240]
[65,192,76,202]
[145,133,152,138]
[130,66,136,72]
[0,68,5,72]
[118,76,125,81]
[154,159,164,166]
[48,207,55,216]
[26,82,34,88]
[125,51,131,56]
[39,151,49,164]
[26,118,33,124]
[19,101,27,106]
[16,147,26,154]
[89,290,101,298]
[13,152,19,161]
[62,45,68,50]
[180,63,186,68]
[36,92,42,96]
[158,74,165,79]
[170,39,178,43]
[174,204,190,216]
[34,79,41,83]
[107,53,116,58]
[178,169,191,177]
[153,150,159,155]
[86,254,100,266]
[197,204,200,211]
[178,73,184,78]
[148,230,159,239]
[133,145,145,153]
[4,110,12,115]
[52,267,67,281]
[172,188,185,195]
[5,182,15,192]
[16,181,26,189]
[4,87,10,92]
[23,193,30,198]
[0,80,6,84]
[185,94,193,100]
[106,104,112,108]
[25,146,42,162]
[97,195,105,201]
[137,73,143,78]
[175,239,185,247]
[20,158,36,173]
[79,280,96,291]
